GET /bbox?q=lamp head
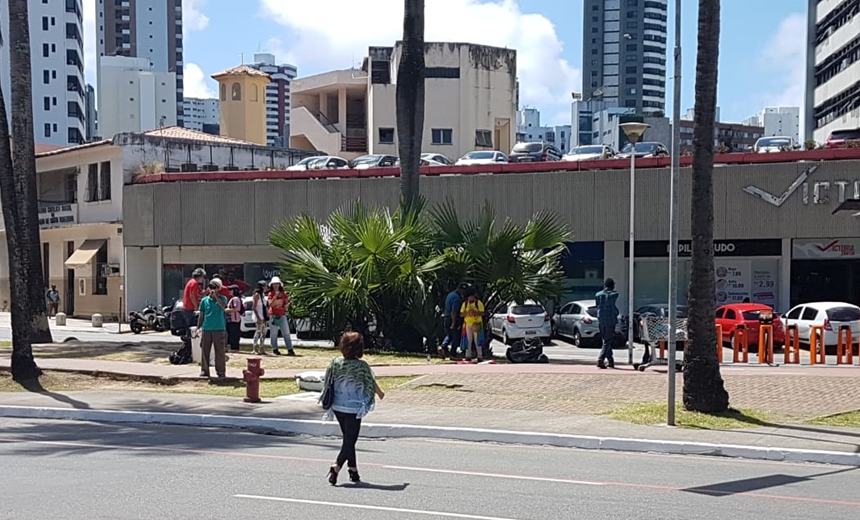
[620,122,650,144]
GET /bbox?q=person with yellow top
[459,288,486,363]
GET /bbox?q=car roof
[720,303,773,310]
[568,300,596,307]
[793,301,860,310]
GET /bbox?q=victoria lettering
[744,164,860,207]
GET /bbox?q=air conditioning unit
[101,263,121,277]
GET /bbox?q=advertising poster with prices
[714,260,751,305]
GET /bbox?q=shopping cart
[634,316,687,372]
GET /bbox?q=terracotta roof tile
[138,126,260,146]
[211,65,271,79]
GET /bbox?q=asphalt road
[1,419,858,520]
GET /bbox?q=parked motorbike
[129,301,167,334]
[506,337,549,364]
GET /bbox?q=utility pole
[667,0,682,426]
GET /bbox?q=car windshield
[826,306,860,321]
[296,157,318,166]
[571,146,604,155]
[352,156,379,165]
[832,130,860,140]
[463,151,495,159]
[512,304,545,315]
[621,143,658,153]
[512,143,543,153]
[758,137,791,147]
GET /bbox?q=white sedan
[563,145,615,162]
[286,157,325,171]
[489,301,552,345]
[455,151,508,166]
[781,302,860,346]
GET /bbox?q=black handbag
[320,379,334,410]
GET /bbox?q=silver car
[489,301,552,345]
[554,299,622,347]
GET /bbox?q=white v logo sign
[742,164,819,207]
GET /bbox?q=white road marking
[234,495,524,520]
[380,464,604,486]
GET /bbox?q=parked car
[286,157,325,171]
[421,152,454,165]
[716,303,785,349]
[394,158,446,167]
[308,156,351,170]
[489,301,552,345]
[351,154,398,169]
[554,300,623,348]
[563,145,615,162]
[781,302,860,347]
[239,296,293,338]
[508,142,563,163]
[455,151,508,165]
[825,129,860,149]
[617,142,669,158]
[632,304,688,344]
[754,136,797,153]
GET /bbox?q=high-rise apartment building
[0,0,87,146]
[85,84,98,141]
[248,53,297,147]
[581,0,668,114]
[183,97,220,135]
[97,0,184,127]
[97,56,177,138]
[743,107,800,143]
[805,0,860,143]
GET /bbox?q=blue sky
[84,0,808,127]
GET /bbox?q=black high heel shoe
[327,466,339,486]
[348,469,360,483]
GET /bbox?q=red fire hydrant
[243,357,264,403]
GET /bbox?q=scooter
[129,301,166,334]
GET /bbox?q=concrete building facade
[212,65,272,146]
[97,56,177,138]
[805,0,860,143]
[248,53,298,147]
[582,0,668,114]
[97,0,184,127]
[678,120,765,153]
[291,42,517,161]
[743,107,801,143]
[85,83,98,141]
[183,97,220,135]
[0,0,87,146]
[515,108,571,153]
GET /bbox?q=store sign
[744,164,860,207]
[625,239,782,258]
[792,238,860,259]
[38,204,76,228]
[715,260,750,305]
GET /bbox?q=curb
[1,405,858,466]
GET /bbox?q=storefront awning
[64,239,105,268]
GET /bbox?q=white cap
[210,278,223,290]
[269,276,283,286]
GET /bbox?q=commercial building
[85,83,98,141]
[212,65,271,146]
[97,0,184,127]
[581,0,668,114]
[743,107,801,143]
[516,108,571,153]
[183,97,220,135]
[571,98,619,146]
[0,0,87,146]
[122,149,860,315]
[0,127,314,318]
[97,56,177,138]
[248,54,298,147]
[805,0,860,143]
[677,120,765,153]
[290,42,517,161]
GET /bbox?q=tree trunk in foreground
[396,0,425,202]
[683,0,728,413]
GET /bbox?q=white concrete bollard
[191,331,202,364]
[91,314,103,328]
[55,313,66,326]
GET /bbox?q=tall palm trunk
[683,0,728,412]
[396,0,425,202]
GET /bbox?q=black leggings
[334,411,362,469]
[226,321,241,351]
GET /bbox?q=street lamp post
[619,122,650,365]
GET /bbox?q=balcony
[38,203,77,229]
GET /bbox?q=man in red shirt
[182,268,207,333]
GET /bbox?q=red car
[716,303,784,348]
[825,129,860,149]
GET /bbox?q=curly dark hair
[339,331,365,360]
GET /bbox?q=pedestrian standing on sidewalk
[460,288,486,363]
[225,285,243,352]
[323,332,385,486]
[182,268,207,336]
[440,283,468,359]
[194,278,228,379]
[595,278,620,369]
[252,280,269,355]
[267,276,294,356]
[46,285,60,317]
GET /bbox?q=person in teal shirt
[194,278,228,378]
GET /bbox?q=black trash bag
[506,337,545,363]
[169,335,193,365]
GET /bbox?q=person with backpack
[226,285,243,352]
[267,276,294,356]
[252,280,269,355]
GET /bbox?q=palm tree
[683,0,728,412]
[396,0,425,201]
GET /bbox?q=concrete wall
[124,158,860,247]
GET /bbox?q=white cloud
[183,0,211,33]
[259,0,580,124]
[183,63,217,99]
[758,13,805,123]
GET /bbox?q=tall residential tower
[248,54,298,147]
[581,0,668,114]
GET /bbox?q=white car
[455,151,508,165]
[351,154,398,169]
[286,157,325,171]
[308,156,351,170]
[394,158,446,167]
[421,153,454,165]
[553,300,622,347]
[563,145,615,162]
[754,136,797,153]
[781,302,860,347]
[239,297,290,338]
[489,301,552,345]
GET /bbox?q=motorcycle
[506,337,549,364]
[129,301,167,334]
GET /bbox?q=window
[724,309,736,320]
[93,242,108,295]
[591,27,598,33]
[251,84,258,102]
[627,21,639,29]
[378,127,395,144]
[42,17,49,30]
[52,70,56,79]
[715,308,725,319]
[44,97,51,111]
[626,43,638,51]
[99,162,111,201]
[475,130,493,147]
[626,66,638,73]
[52,44,56,52]
[591,48,598,55]
[43,70,50,84]
[625,77,637,84]
[44,124,51,138]
[86,164,98,202]
[425,67,460,79]
[42,44,50,57]
[627,11,638,18]
[220,83,226,101]
[231,82,242,100]
[431,128,453,145]
[801,307,818,321]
